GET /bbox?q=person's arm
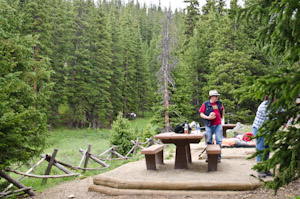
[200,112,215,120]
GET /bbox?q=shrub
[141,124,155,142]
[110,112,134,156]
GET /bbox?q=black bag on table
[174,123,184,134]
[174,122,191,134]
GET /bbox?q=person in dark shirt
[199,90,225,162]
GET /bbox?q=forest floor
[30,143,300,199]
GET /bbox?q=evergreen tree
[65,0,91,128]
[0,0,49,169]
[138,3,149,42]
[201,0,217,14]
[183,0,199,45]
[106,2,124,124]
[119,6,138,116]
[17,0,53,114]
[136,42,152,116]
[110,112,134,156]
[84,1,113,128]
[48,0,73,128]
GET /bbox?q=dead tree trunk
[157,11,177,132]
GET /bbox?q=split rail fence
[0,136,160,198]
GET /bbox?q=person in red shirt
[199,90,225,162]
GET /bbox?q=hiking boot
[265,171,272,176]
[258,171,266,178]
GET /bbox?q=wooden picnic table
[222,124,237,138]
[154,132,203,169]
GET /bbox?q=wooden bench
[206,144,221,171]
[141,144,164,170]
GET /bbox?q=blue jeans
[205,124,223,159]
[253,127,269,162]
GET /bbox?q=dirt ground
[30,144,300,199]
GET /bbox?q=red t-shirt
[199,102,224,126]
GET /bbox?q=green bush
[110,112,134,156]
[141,124,155,142]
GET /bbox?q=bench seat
[141,145,164,170]
[206,144,221,171]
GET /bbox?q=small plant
[110,112,134,156]
[141,124,155,142]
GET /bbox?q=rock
[68,194,75,198]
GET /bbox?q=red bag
[242,132,254,142]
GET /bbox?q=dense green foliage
[0,0,50,169]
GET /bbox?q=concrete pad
[89,143,261,196]
[89,184,244,196]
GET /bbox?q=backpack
[174,123,191,134]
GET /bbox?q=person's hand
[208,112,216,120]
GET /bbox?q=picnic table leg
[174,142,188,169]
[156,151,164,165]
[222,127,227,138]
[186,144,192,163]
[208,154,218,171]
[144,155,156,170]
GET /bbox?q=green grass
[165,146,175,160]
[0,114,154,194]
[128,112,155,132]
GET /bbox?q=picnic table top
[154,132,204,140]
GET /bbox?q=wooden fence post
[133,137,140,155]
[78,150,86,168]
[42,148,58,184]
[0,170,35,196]
[83,145,91,173]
